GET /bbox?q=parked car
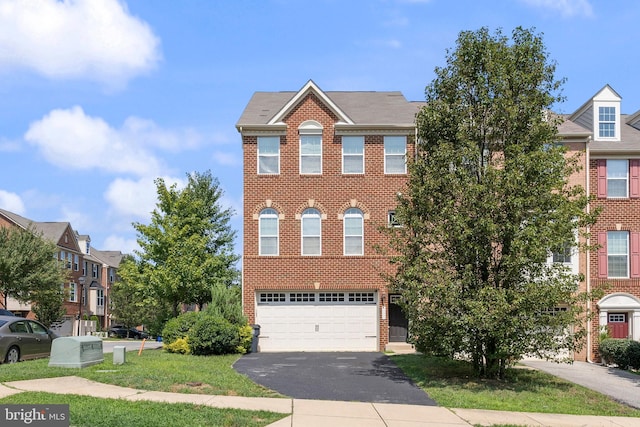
[0,315,58,364]
[0,309,15,316]
[108,325,149,339]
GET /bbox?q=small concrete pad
[208,395,292,413]
[5,376,140,399]
[293,399,380,419]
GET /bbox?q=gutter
[585,135,595,364]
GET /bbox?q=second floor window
[607,159,628,198]
[259,208,279,256]
[552,243,572,264]
[342,136,364,174]
[344,208,363,255]
[92,264,98,278]
[97,289,104,307]
[384,136,407,174]
[301,208,321,255]
[607,231,629,278]
[73,254,79,271]
[82,261,87,276]
[257,136,280,174]
[300,135,322,174]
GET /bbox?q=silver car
[0,315,58,364]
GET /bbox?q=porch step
[385,342,417,354]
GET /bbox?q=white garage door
[255,291,378,352]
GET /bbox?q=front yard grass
[391,353,640,417]
[0,349,282,398]
[0,392,284,427]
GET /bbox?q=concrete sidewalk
[1,376,639,426]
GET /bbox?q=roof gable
[267,80,354,125]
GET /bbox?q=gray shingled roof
[559,114,640,153]
[92,249,124,268]
[0,209,68,242]
[236,91,424,128]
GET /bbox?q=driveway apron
[233,352,436,405]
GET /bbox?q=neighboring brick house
[237,80,423,351]
[0,209,85,334]
[563,85,640,361]
[0,209,123,336]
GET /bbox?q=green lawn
[0,349,281,397]
[0,349,287,427]
[0,392,284,427]
[391,353,640,417]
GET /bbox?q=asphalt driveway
[233,352,436,405]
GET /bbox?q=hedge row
[598,338,640,370]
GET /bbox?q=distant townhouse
[561,85,640,361]
[237,80,423,351]
[0,209,123,336]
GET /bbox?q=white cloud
[104,175,186,219]
[57,206,92,233]
[0,0,160,86]
[0,190,25,214]
[24,106,203,177]
[520,0,593,17]
[0,137,20,152]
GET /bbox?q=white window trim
[259,208,279,256]
[384,136,407,174]
[593,101,620,142]
[607,159,629,199]
[301,208,321,256]
[257,136,280,175]
[607,230,629,278]
[343,208,364,256]
[342,136,364,174]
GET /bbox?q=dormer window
[599,106,616,138]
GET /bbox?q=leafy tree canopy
[387,27,600,379]
[0,226,68,314]
[120,170,239,318]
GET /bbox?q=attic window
[598,106,616,138]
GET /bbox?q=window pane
[344,156,363,174]
[259,157,278,174]
[303,217,320,235]
[345,236,362,255]
[343,137,363,154]
[345,217,362,235]
[258,137,279,154]
[301,156,321,174]
[384,136,406,154]
[608,180,627,197]
[260,237,277,255]
[607,160,628,178]
[303,237,320,255]
[301,136,322,154]
[386,156,406,173]
[260,217,277,235]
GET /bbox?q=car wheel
[5,346,19,364]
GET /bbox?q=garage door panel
[256,294,378,352]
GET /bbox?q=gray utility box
[48,336,104,368]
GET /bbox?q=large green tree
[122,170,239,318]
[0,226,68,317]
[387,27,600,379]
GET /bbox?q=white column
[633,311,640,341]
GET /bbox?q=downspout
[585,135,595,363]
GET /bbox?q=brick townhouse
[237,80,423,351]
[0,209,121,336]
[238,81,640,359]
[567,85,640,361]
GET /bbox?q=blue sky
[1,0,638,256]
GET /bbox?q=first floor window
[69,283,77,302]
[552,243,572,264]
[301,208,321,255]
[608,231,629,278]
[259,208,279,255]
[344,208,363,255]
[97,289,104,307]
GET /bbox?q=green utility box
[48,336,104,368]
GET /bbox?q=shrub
[237,324,253,354]
[188,315,240,356]
[598,338,639,369]
[161,311,200,344]
[627,340,640,370]
[164,337,191,354]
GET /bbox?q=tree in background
[0,226,68,318]
[121,170,239,318]
[386,27,600,379]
